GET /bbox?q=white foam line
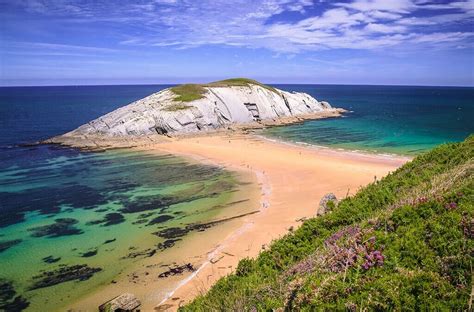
[255,134,412,162]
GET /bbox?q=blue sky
[0,0,473,86]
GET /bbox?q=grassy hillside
[170,78,277,102]
[182,136,474,311]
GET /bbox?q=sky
[0,0,473,86]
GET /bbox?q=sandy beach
[147,133,410,311]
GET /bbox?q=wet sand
[150,133,410,310]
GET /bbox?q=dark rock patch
[0,184,108,228]
[132,219,148,225]
[0,208,26,228]
[157,239,181,251]
[42,255,61,264]
[158,263,195,278]
[81,249,98,257]
[87,213,125,226]
[122,248,156,259]
[153,227,189,240]
[0,279,30,311]
[120,197,172,214]
[103,238,116,244]
[29,264,102,290]
[28,218,83,238]
[120,190,219,214]
[138,212,155,219]
[153,211,259,240]
[0,239,22,253]
[147,215,174,226]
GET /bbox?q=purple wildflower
[445,202,458,210]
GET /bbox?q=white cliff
[47,79,344,149]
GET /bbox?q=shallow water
[1,84,472,310]
[0,147,251,310]
[0,85,262,310]
[265,85,474,155]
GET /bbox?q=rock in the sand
[99,293,141,312]
[318,193,338,216]
[45,78,344,149]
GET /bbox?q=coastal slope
[46,79,344,148]
[180,135,474,311]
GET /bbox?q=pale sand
[148,133,410,311]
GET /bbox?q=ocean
[267,85,474,155]
[0,84,472,311]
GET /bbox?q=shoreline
[255,134,414,162]
[63,160,262,312]
[145,132,409,311]
[41,109,346,152]
[156,168,272,307]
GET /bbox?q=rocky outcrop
[99,293,141,312]
[46,81,345,149]
[317,193,338,216]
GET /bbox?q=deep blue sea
[0,84,473,311]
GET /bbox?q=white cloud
[4,0,474,54]
[335,0,415,14]
[365,23,407,33]
[367,10,402,20]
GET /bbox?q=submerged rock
[147,214,174,226]
[29,264,102,290]
[0,239,22,253]
[28,218,83,238]
[103,238,116,244]
[157,238,181,251]
[318,193,338,216]
[158,263,195,278]
[87,212,125,226]
[81,249,98,257]
[42,255,61,264]
[0,279,30,311]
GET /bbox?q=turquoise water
[1,84,473,310]
[0,148,242,311]
[266,85,474,155]
[0,86,245,311]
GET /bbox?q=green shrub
[181,135,473,311]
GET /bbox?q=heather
[182,135,474,311]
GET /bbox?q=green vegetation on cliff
[182,136,474,311]
[170,78,278,102]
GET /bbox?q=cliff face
[61,84,335,138]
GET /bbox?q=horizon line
[1,82,473,88]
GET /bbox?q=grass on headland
[169,84,207,103]
[206,78,278,93]
[169,78,278,103]
[181,135,474,311]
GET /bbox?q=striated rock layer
[46,82,345,149]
